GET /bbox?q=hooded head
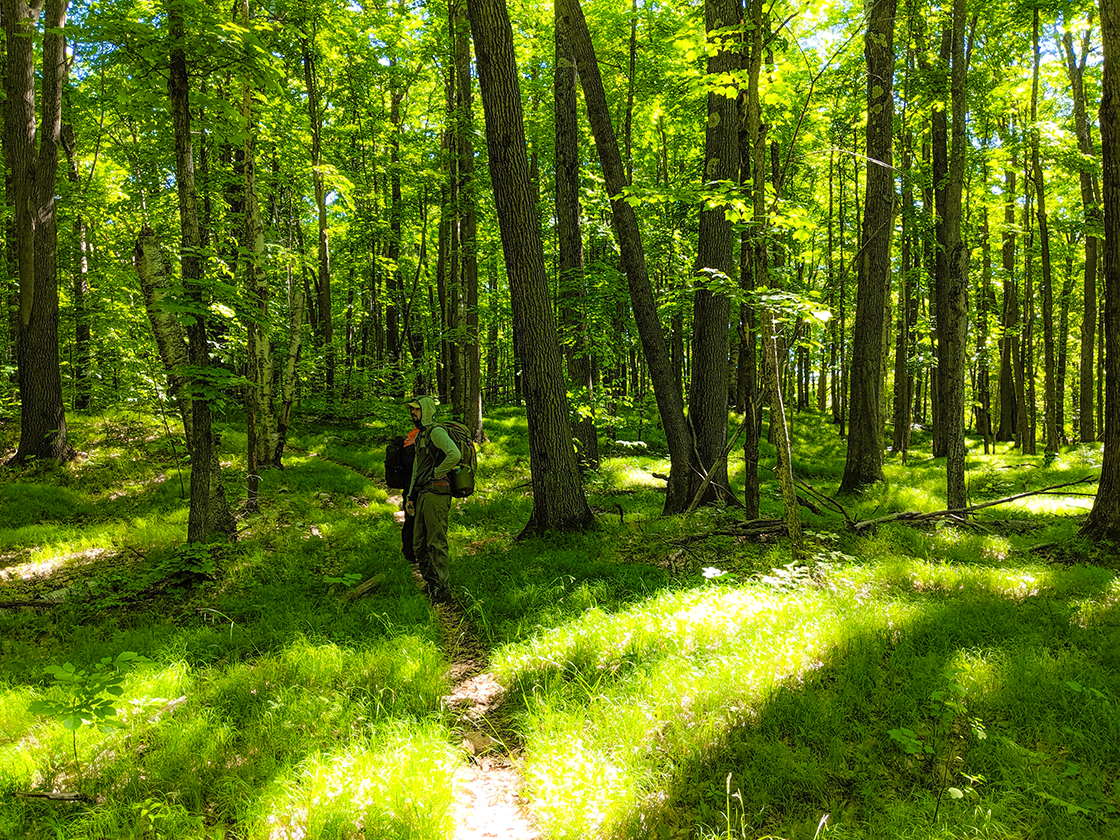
[407,395,439,429]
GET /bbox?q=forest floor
[2,405,1119,840]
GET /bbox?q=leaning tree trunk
[168,2,235,542]
[135,228,236,531]
[2,0,73,465]
[559,0,694,514]
[841,0,896,492]
[467,0,594,536]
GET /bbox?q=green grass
[1,404,1118,839]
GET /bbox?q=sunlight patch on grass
[249,721,456,840]
[496,582,916,839]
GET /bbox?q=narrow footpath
[434,601,539,840]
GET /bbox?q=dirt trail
[434,602,540,840]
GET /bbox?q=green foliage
[28,652,148,734]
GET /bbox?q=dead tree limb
[850,475,1099,532]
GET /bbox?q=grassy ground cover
[0,404,1117,839]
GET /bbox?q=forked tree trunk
[1061,21,1101,444]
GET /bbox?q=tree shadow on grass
[611,572,1120,840]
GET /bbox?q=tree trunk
[2,0,73,465]
[1082,0,1120,540]
[892,129,916,455]
[688,0,740,505]
[1061,20,1101,444]
[468,0,593,536]
[739,0,764,520]
[841,0,895,491]
[559,0,694,514]
[303,39,334,393]
[168,2,235,543]
[240,0,272,505]
[932,5,971,510]
[60,125,93,411]
[555,1,599,468]
[274,196,306,468]
[452,0,483,439]
[1031,10,1059,453]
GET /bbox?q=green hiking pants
[413,489,452,593]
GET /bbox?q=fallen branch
[850,475,1099,532]
[343,573,386,601]
[14,791,91,802]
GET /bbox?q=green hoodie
[407,396,461,499]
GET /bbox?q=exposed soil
[433,600,539,840]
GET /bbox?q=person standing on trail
[392,426,419,564]
[406,396,461,603]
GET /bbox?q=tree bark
[467,0,593,536]
[1031,10,1059,453]
[559,0,694,514]
[168,2,235,542]
[303,37,334,392]
[841,0,895,491]
[1082,0,1120,540]
[555,1,599,469]
[688,0,740,505]
[2,0,73,465]
[1060,20,1101,444]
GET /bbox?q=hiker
[390,427,419,563]
[406,396,461,603]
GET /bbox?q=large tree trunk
[555,1,599,469]
[168,2,235,543]
[932,4,971,510]
[841,0,895,491]
[688,0,740,505]
[559,0,695,515]
[3,0,73,465]
[1082,0,1120,540]
[467,0,593,536]
[1061,20,1101,444]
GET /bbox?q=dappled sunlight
[251,723,456,840]
[496,581,918,839]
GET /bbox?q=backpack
[385,430,417,490]
[435,420,477,498]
